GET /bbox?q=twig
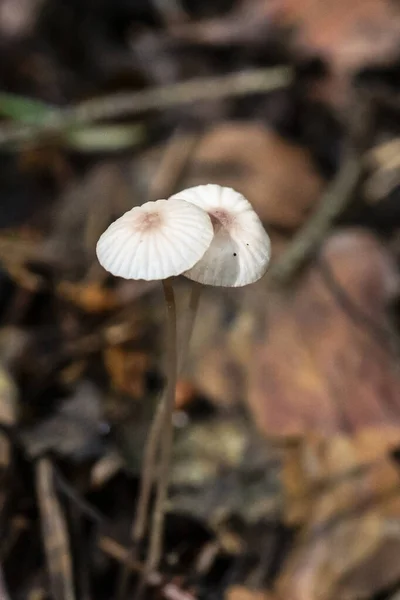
[268,150,362,284]
[35,457,76,600]
[0,67,291,147]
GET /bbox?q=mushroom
[96,198,213,281]
[136,185,271,575]
[170,183,271,287]
[96,198,213,573]
[133,186,270,576]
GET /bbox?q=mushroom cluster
[96,184,271,575]
[97,184,271,287]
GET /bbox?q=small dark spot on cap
[233,253,237,256]
[246,243,249,246]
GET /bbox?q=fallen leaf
[171,416,281,526]
[248,229,400,441]
[171,0,400,107]
[271,0,400,74]
[278,439,400,600]
[272,0,400,106]
[183,122,324,231]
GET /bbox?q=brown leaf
[272,0,400,73]
[35,457,75,600]
[171,416,280,525]
[247,229,400,441]
[278,439,400,600]
[183,123,324,231]
[271,0,400,106]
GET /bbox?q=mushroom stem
[145,278,178,574]
[179,281,202,370]
[132,283,202,549]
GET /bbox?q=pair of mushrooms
[97,183,271,287]
[96,184,271,574]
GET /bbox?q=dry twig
[0,67,291,147]
[35,457,75,600]
[268,150,361,284]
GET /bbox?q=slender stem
[145,279,178,574]
[131,283,202,550]
[178,282,202,371]
[131,390,165,544]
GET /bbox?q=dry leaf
[278,440,400,600]
[273,0,400,106]
[171,417,281,526]
[248,229,400,441]
[272,0,400,74]
[172,0,400,107]
[183,122,324,231]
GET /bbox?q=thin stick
[268,150,361,284]
[145,279,178,574]
[0,68,292,147]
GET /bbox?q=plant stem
[145,279,178,574]
[131,283,202,551]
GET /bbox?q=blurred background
[2,0,400,599]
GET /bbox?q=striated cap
[170,184,271,287]
[96,198,213,281]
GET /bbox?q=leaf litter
[2,0,400,599]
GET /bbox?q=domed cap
[96,198,213,281]
[170,185,271,287]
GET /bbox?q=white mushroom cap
[96,198,213,281]
[170,185,271,287]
